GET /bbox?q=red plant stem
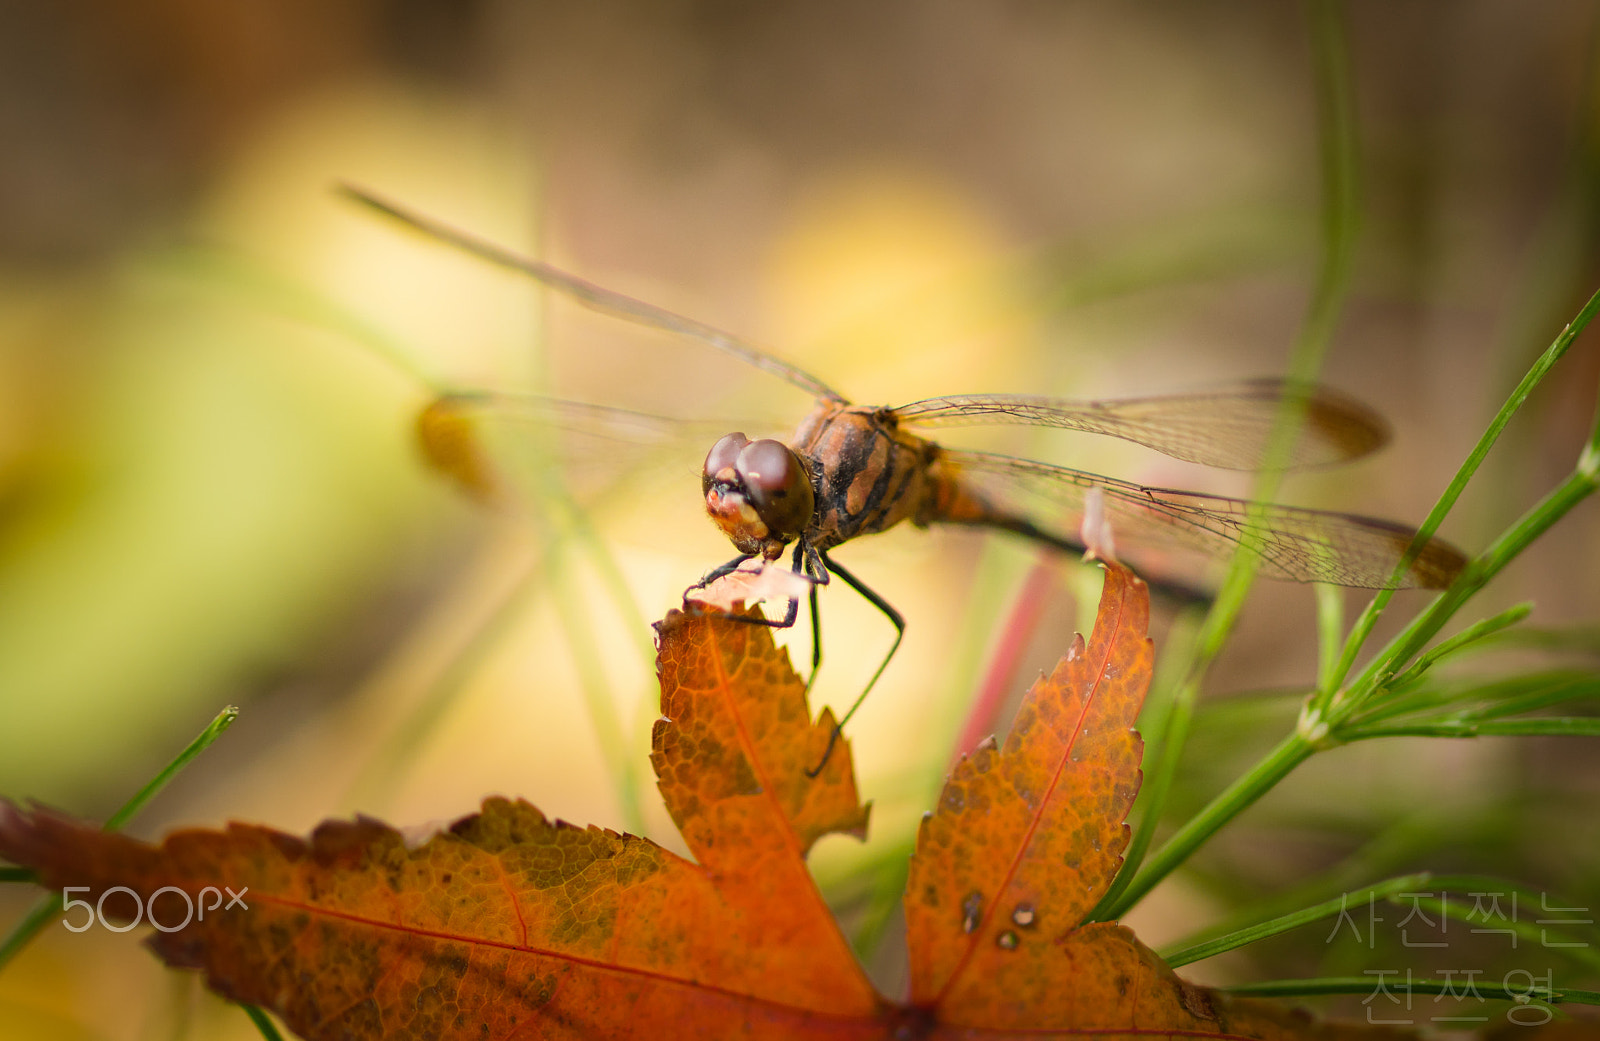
[948,552,1057,766]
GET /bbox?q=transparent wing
[893,378,1390,470]
[416,391,755,511]
[341,185,847,404]
[937,449,1465,589]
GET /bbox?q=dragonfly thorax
[702,432,816,560]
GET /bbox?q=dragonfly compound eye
[736,438,815,540]
[702,432,750,494]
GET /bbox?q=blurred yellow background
[1,3,1597,1037]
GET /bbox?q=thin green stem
[1350,464,1600,699]
[343,555,545,811]
[1185,0,1360,673]
[1099,0,1360,915]
[1329,281,1600,692]
[1187,0,1360,667]
[241,1004,288,1041]
[1090,608,1202,920]
[1420,888,1600,972]
[0,707,238,971]
[1457,675,1600,720]
[1383,602,1533,691]
[1164,871,1600,970]
[105,706,238,831]
[1345,717,1600,740]
[1116,471,1600,911]
[1223,978,1596,1006]
[548,535,647,835]
[1351,670,1596,727]
[0,897,63,972]
[1160,871,1434,967]
[1098,732,1315,919]
[1315,583,1344,692]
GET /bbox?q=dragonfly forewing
[893,378,1389,471]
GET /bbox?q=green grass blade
[1160,872,1434,967]
[0,896,63,972]
[1346,717,1600,740]
[1097,0,1360,919]
[1384,603,1533,690]
[1353,670,1599,727]
[240,1003,288,1041]
[105,706,238,832]
[1331,283,1600,690]
[0,706,238,971]
[1222,977,1595,1007]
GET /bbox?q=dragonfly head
[702,432,815,560]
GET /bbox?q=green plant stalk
[241,1003,288,1041]
[1185,0,1359,677]
[1101,730,1316,918]
[343,554,546,811]
[1457,675,1600,720]
[1104,441,1600,915]
[847,837,919,964]
[1411,892,1600,973]
[1155,823,1499,959]
[1384,602,1533,691]
[1351,670,1597,727]
[1346,458,1600,703]
[1160,871,1598,969]
[1347,717,1600,740]
[548,532,648,836]
[1088,606,1203,920]
[1107,286,1600,918]
[1223,978,1599,1007]
[0,898,64,973]
[0,707,238,971]
[341,490,656,828]
[1326,281,1600,694]
[170,248,440,390]
[1464,622,1600,655]
[1100,0,1360,914]
[1104,455,1600,917]
[1314,584,1344,692]
[1160,871,1433,967]
[1030,204,1309,314]
[106,706,239,831]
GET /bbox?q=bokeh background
[1,2,1597,1037]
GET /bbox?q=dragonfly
[341,185,1467,753]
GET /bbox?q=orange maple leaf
[0,563,1413,1038]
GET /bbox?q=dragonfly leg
[685,544,811,630]
[805,550,905,778]
[688,553,756,591]
[796,538,830,685]
[804,577,822,690]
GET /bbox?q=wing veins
[894,379,1389,471]
[942,449,1462,589]
[340,185,846,403]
